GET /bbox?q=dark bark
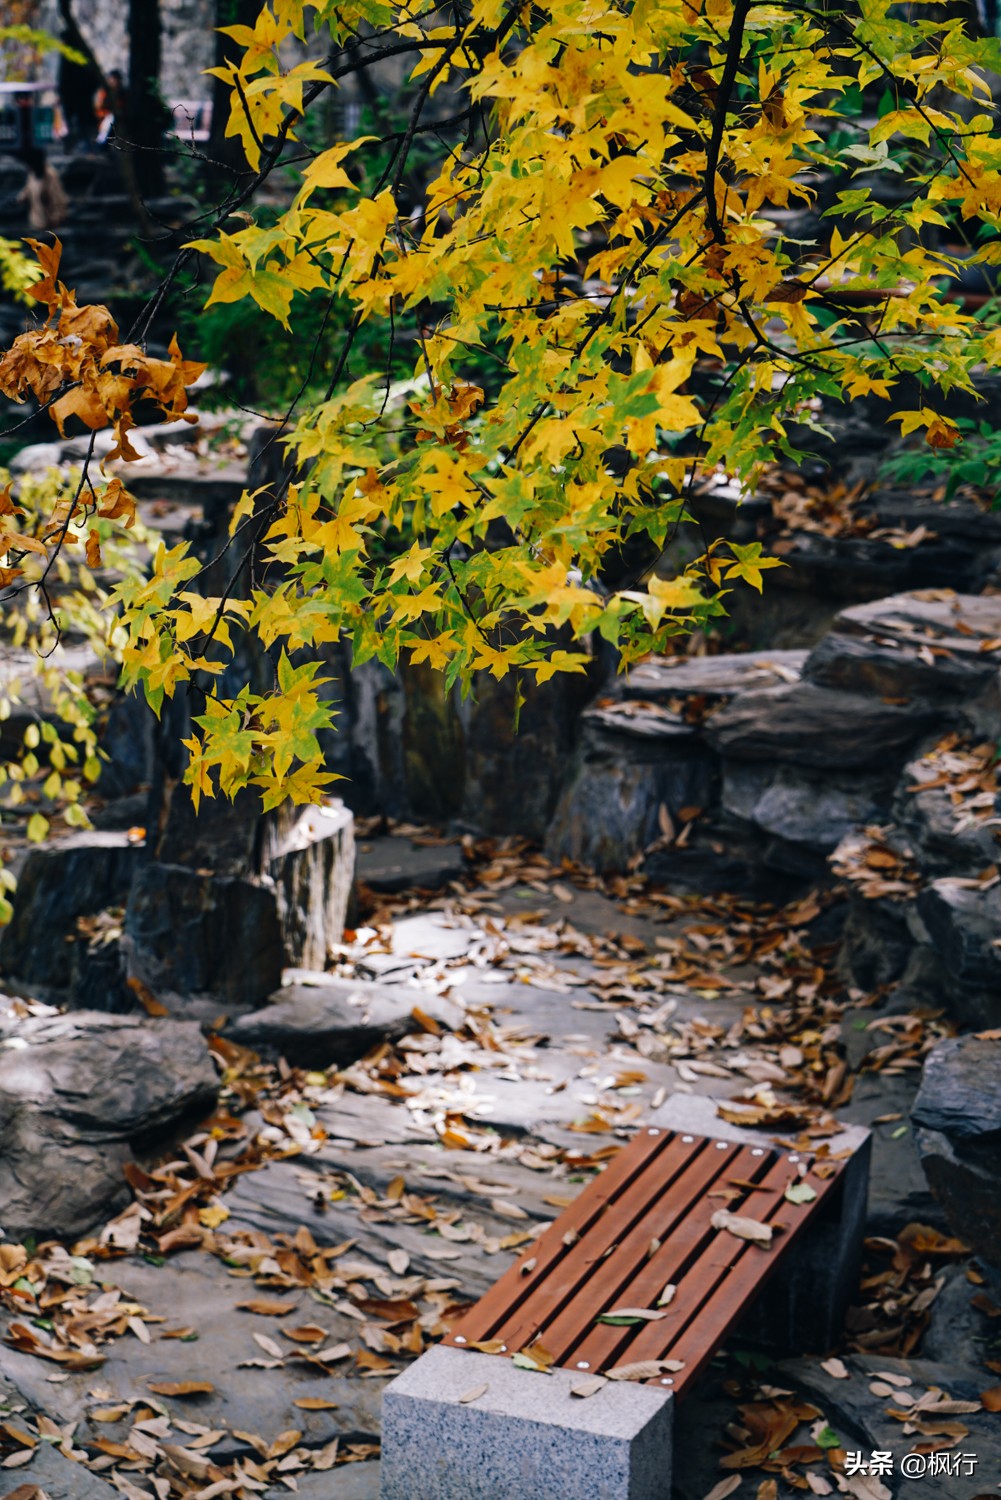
[208,0,260,187]
[125,0,168,197]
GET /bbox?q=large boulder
[226,972,465,1066]
[545,700,715,872]
[912,1034,1001,1274]
[722,761,888,862]
[804,591,1001,702]
[0,1011,218,1240]
[916,879,1001,1027]
[705,681,939,770]
[620,650,808,704]
[0,832,137,995]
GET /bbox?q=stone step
[804,590,1001,699]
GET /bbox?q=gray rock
[545,703,715,872]
[0,1012,217,1240]
[0,1248,381,1452]
[894,755,1001,875]
[804,591,1001,700]
[722,762,888,856]
[840,896,916,990]
[622,649,807,703]
[290,1463,380,1498]
[705,682,940,770]
[0,1439,123,1499]
[227,974,465,1067]
[124,862,285,1007]
[0,832,136,994]
[915,880,1001,1026]
[912,1034,1001,1270]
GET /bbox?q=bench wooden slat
[447,1123,672,1346]
[477,1132,714,1355]
[533,1137,761,1367]
[657,1156,841,1396]
[564,1140,774,1374]
[445,1124,852,1395]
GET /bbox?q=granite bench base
[379,1345,674,1500]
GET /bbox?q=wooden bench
[380,1096,870,1500]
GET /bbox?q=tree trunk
[125,0,167,198]
[208,0,259,189]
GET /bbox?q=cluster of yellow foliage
[6,0,1001,815]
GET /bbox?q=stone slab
[380,1345,673,1500]
[621,651,807,703]
[356,838,465,894]
[227,972,465,1066]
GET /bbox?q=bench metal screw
[715,1141,728,1149]
[682,1135,693,1143]
[788,1154,800,1163]
[661,1378,674,1386]
[454,1336,466,1344]
[647,1129,659,1136]
[576,1361,590,1369]
[500,1345,507,1352]
[751,1148,764,1156]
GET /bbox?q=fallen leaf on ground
[147,1380,213,1397]
[701,1478,741,1500]
[459,1384,489,1403]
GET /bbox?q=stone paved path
[0,844,998,1498]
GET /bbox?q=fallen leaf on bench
[820,1357,850,1379]
[512,1351,553,1374]
[469,1339,507,1354]
[519,1257,538,1276]
[710,1210,773,1246]
[700,1477,741,1500]
[571,1376,608,1398]
[459,1384,489,1403]
[605,1358,684,1381]
[784,1181,817,1204]
[597,1307,668,1325]
[657,1283,677,1307]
